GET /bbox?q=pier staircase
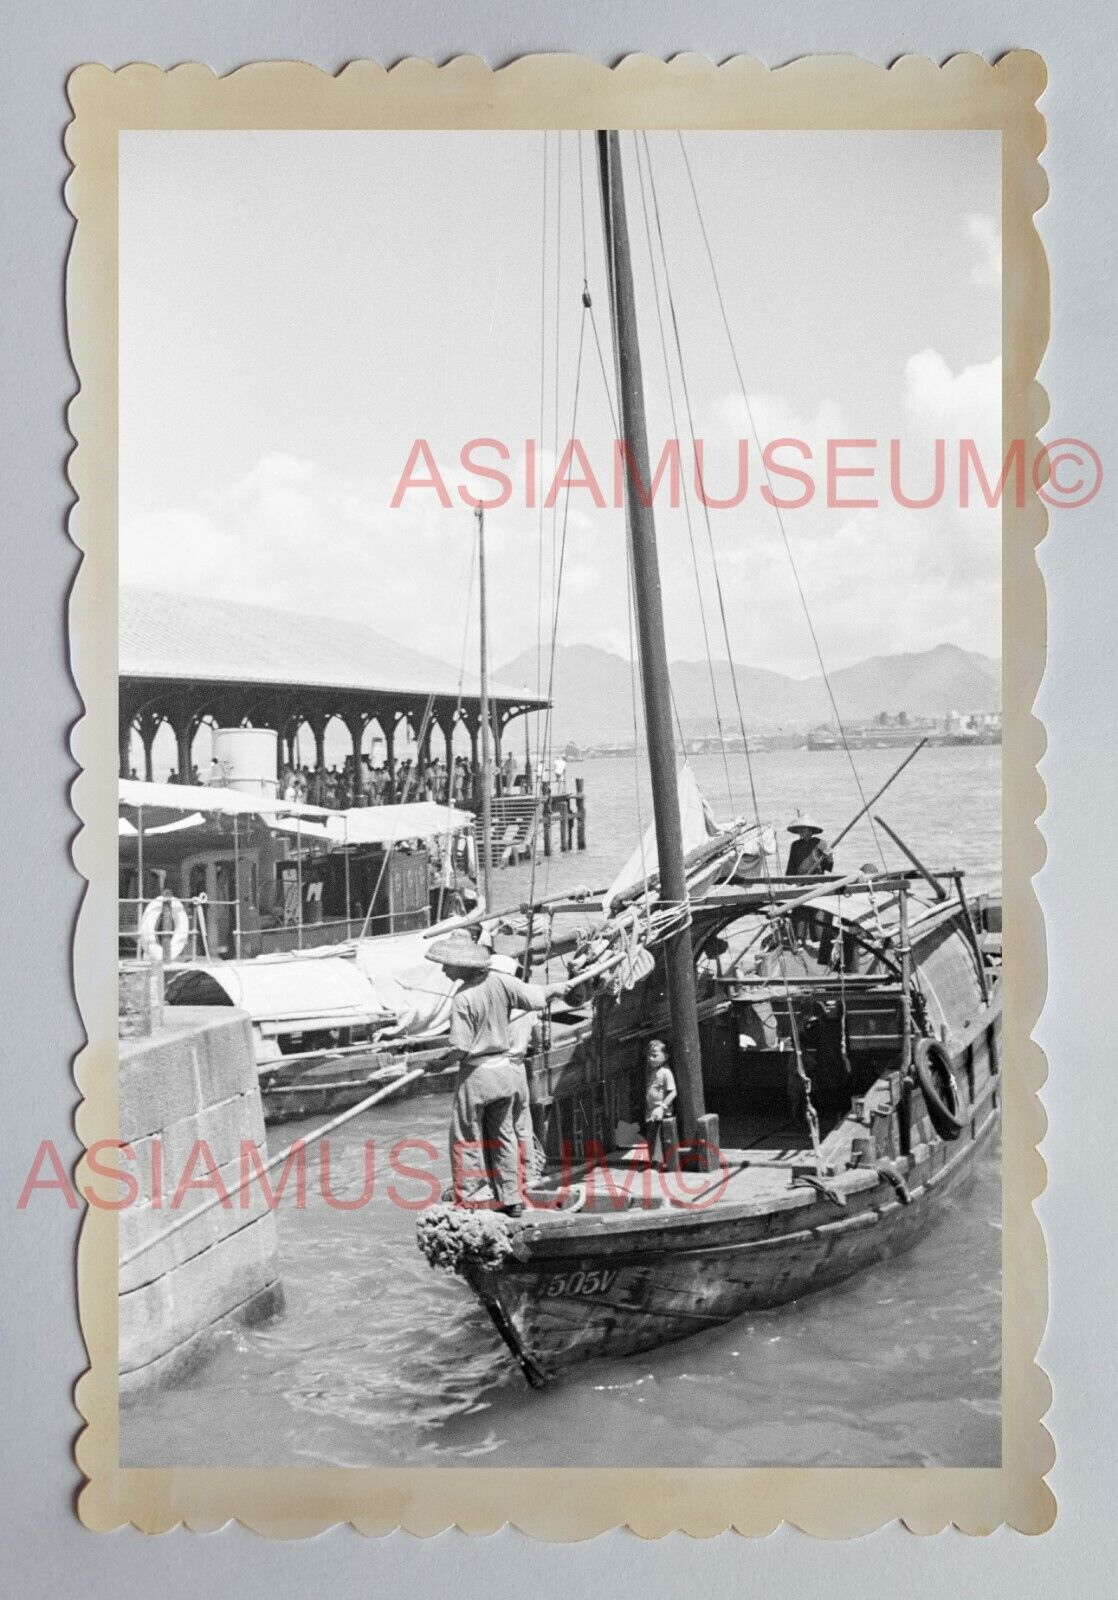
[485,795,543,867]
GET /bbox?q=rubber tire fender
[913,1037,966,1142]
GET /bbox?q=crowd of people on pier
[272,749,555,810]
[149,748,568,809]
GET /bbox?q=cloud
[644,360,1001,673]
[120,450,634,670]
[965,212,1001,289]
[903,348,1001,447]
[122,343,1002,684]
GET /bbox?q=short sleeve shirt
[448,971,549,1060]
[645,1066,677,1118]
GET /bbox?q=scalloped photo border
[65,51,1052,1536]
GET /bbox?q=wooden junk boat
[416,131,1002,1385]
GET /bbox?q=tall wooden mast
[597,130,706,1138]
[475,504,495,909]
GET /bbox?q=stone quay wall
[118,1006,283,1402]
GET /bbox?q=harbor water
[121,744,1002,1469]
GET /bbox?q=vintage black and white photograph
[109,116,1005,1475]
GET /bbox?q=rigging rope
[534,130,549,767]
[587,143,684,919]
[546,130,565,786]
[674,130,887,871]
[584,274,689,762]
[527,289,590,909]
[641,132,836,1169]
[433,523,480,904]
[636,134,771,859]
[631,133,736,816]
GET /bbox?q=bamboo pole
[829,738,928,851]
[295,811,303,951]
[343,814,352,937]
[232,812,243,959]
[136,805,144,958]
[764,871,867,920]
[952,870,991,1002]
[872,814,947,900]
[898,885,913,1073]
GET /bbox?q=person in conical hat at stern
[785,813,835,948]
[785,812,834,878]
[428,935,575,1217]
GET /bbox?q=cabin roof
[119,586,547,707]
[165,953,389,1025]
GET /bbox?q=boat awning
[164,954,390,1029]
[118,778,330,819]
[265,817,333,843]
[143,812,207,836]
[325,802,475,847]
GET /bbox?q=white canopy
[265,816,333,843]
[143,812,207,836]
[118,778,330,819]
[352,930,460,1036]
[325,802,475,848]
[165,954,390,1030]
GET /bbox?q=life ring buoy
[913,1037,966,1141]
[463,830,479,878]
[140,894,190,962]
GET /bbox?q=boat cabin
[118,780,477,962]
[528,877,998,1169]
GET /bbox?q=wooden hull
[261,1044,456,1122]
[419,887,1002,1385]
[464,1079,999,1386]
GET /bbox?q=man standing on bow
[427,935,574,1215]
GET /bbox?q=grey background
[0,1,1113,1593]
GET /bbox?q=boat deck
[529,1109,884,1227]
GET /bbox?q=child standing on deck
[642,1038,677,1168]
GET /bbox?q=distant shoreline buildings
[567,708,1002,760]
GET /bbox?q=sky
[119,129,1001,683]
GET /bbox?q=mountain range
[496,643,1001,748]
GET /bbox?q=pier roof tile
[120,587,545,707]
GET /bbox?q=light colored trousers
[449,1054,537,1206]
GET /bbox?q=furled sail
[605,764,773,909]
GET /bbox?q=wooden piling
[575,777,586,850]
[659,1116,681,1172]
[694,1113,721,1173]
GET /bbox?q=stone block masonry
[118,1006,284,1403]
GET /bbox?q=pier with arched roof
[119,587,547,799]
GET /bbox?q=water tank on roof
[212,727,279,796]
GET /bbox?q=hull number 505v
[541,1268,619,1299]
